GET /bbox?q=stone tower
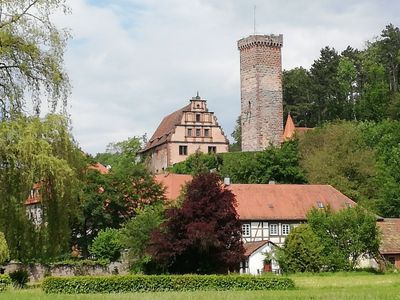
[238,34,283,151]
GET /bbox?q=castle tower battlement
[238,34,283,151]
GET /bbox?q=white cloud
[54,0,400,154]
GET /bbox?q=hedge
[42,274,295,294]
[0,274,11,292]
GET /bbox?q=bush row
[0,274,11,292]
[42,274,295,294]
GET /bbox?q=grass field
[1,272,400,300]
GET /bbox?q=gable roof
[141,104,191,152]
[377,219,400,254]
[154,174,356,221]
[244,240,270,257]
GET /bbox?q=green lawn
[1,272,400,300]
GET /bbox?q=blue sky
[54,0,400,154]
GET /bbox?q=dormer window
[317,201,324,209]
[196,114,201,122]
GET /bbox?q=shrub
[89,228,122,261]
[0,232,9,265]
[42,274,295,294]
[9,269,29,288]
[276,224,324,273]
[0,274,11,292]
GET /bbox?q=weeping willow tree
[0,0,70,118]
[0,114,86,261]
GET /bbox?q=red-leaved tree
[148,173,244,274]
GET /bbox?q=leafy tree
[0,115,85,261]
[0,232,9,265]
[149,173,244,274]
[307,206,380,270]
[361,120,400,217]
[89,228,122,262]
[276,224,324,273]
[0,0,70,118]
[121,204,165,273]
[95,137,142,172]
[73,141,166,256]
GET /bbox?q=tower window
[196,128,201,137]
[208,146,216,154]
[187,128,192,136]
[196,114,201,122]
[179,145,188,155]
[204,128,210,137]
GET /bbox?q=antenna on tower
[253,5,256,35]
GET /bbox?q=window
[282,224,290,235]
[242,224,250,237]
[196,114,201,122]
[388,256,396,265]
[187,128,192,136]
[208,146,216,154]
[269,224,278,235]
[196,128,201,137]
[179,145,188,155]
[317,201,324,209]
[204,128,210,137]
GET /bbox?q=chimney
[224,177,231,186]
[268,180,275,184]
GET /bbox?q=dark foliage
[148,173,244,274]
[9,269,29,288]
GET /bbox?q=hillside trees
[298,121,378,204]
[149,173,244,274]
[0,0,70,118]
[283,24,400,127]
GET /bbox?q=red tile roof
[377,219,400,254]
[244,240,269,257]
[154,174,356,220]
[154,173,192,200]
[141,104,191,152]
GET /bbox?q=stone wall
[4,261,129,282]
[238,34,283,151]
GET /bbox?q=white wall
[247,243,280,275]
